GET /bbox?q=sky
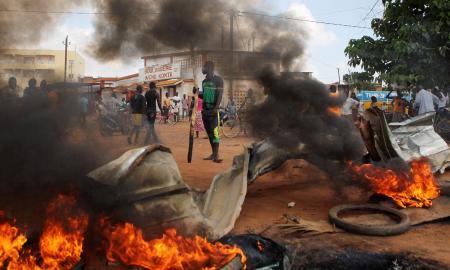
[32,0,384,83]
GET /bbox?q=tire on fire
[329,204,411,236]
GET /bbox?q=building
[141,50,281,107]
[0,49,85,95]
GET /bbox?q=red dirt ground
[1,117,449,268]
[82,119,450,266]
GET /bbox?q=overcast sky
[31,0,383,83]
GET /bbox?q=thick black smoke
[92,0,308,70]
[247,67,366,175]
[0,86,99,194]
[0,0,86,49]
[92,0,227,60]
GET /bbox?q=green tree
[343,71,377,90]
[345,0,450,86]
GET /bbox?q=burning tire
[329,204,410,236]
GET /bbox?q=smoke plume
[0,0,86,49]
[247,67,366,175]
[0,86,99,194]
[92,0,308,69]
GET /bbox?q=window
[23,56,34,64]
[36,55,54,64]
[48,56,55,64]
[0,54,14,64]
[23,70,35,78]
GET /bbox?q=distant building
[141,50,281,108]
[0,49,85,95]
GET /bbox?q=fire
[328,106,342,116]
[102,220,247,270]
[39,194,88,270]
[348,158,440,208]
[328,91,342,116]
[0,221,27,268]
[0,194,88,270]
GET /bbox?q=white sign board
[139,63,181,82]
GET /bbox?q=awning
[112,79,183,93]
[157,79,183,88]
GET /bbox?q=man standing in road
[200,61,223,163]
[182,94,189,120]
[162,92,171,123]
[127,85,146,145]
[1,77,20,100]
[144,82,162,144]
[414,85,439,115]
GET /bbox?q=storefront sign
[356,91,412,102]
[139,63,181,81]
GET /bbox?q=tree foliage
[345,0,450,86]
[343,71,377,90]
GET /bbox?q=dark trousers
[80,112,87,127]
[202,111,219,146]
[145,110,158,144]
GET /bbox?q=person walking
[414,86,439,115]
[127,85,146,145]
[162,92,171,123]
[79,94,89,127]
[433,87,447,113]
[200,61,223,163]
[23,78,48,111]
[182,94,189,120]
[144,82,162,144]
[1,77,19,100]
[350,92,360,122]
[191,87,205,138]
[387,90,406,122]
[342,91,359,123]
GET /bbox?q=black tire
[328,204,410,236]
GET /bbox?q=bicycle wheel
[168,117,177,125]
[166,115,175,125]
[222,118,240,138]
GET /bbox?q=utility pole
[229,10,234,100]
[337,67,341,85]
[63,35,69,82]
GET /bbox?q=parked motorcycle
[99,107,131,136]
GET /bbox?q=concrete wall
[0,49,85,92]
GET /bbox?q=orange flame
[328,107,342,116]
[0,194,88,270]
[102,220,247,270]
[328,91,342,116]
[39,194,88,270]
[348,158,440,208]
[0,221,27,268]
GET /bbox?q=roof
[157,79,183,87]
[117,73,139,81]
[112,79,183,93]
[141,49,280,60]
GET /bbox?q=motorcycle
[99,107,131,136]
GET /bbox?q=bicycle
[221,109,246,138]
[156,111,177,125]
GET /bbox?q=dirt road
[83,119,450,266]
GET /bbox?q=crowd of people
[337,84,450,124]
[120,61,224,163]
[0,76,60,113]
